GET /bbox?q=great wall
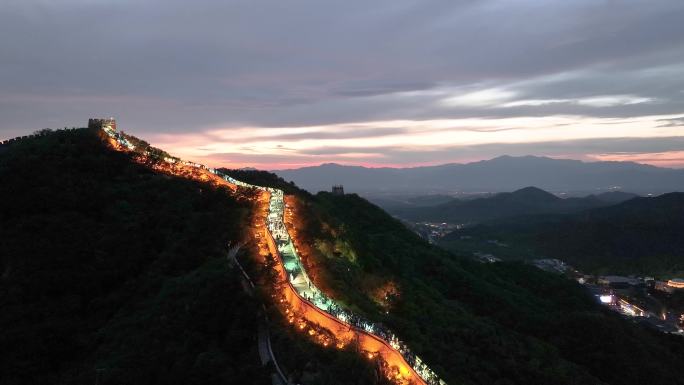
[6,119,447,385]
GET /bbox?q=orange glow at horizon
[588,151,684,168]
[142,114,684,170]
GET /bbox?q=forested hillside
[274,184,684,385]
[391,186,614,224]
[0,128,403,385]
[439,193,684,275]
[0,129,266,385]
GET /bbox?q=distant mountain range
[388,186,638,224]
[274,156,684,194]
[439,192,684,274]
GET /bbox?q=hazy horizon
[268,154,684,171]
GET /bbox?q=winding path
[222,178,446,385]
[103,126,446,385]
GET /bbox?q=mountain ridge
[388,186,631,224]
[439,192,684,274]
[274,155,684,195]
[281,155,669,172]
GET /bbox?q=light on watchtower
[88,117,117,132]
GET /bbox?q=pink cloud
[588,151,684,167]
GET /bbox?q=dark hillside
[278,187,684,385]
[592,191,639,204]
[440,193,684,274]
[394,186,609,224]
[0,129,268,385]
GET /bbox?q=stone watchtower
[332,185,345,195]
[88,118,117,131]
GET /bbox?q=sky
[2,0,684,169]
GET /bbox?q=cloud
[147,114,684,169]
[190,136,684,169]
[234,126,411,143]
[657,116,684,127]
[1,0,684,168]
[576,95,655,108]
[441,88,517,107]
[501,95,656,108]
[589,151,684,167]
